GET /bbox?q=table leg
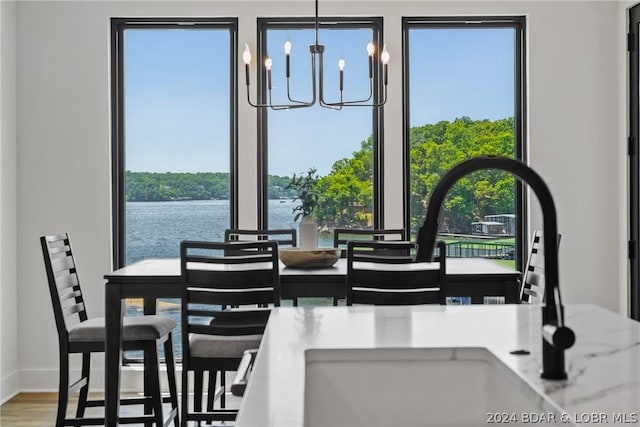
[505,279,520,304]
[105,282,123,426]
[143,298,156,427]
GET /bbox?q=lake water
[126,199,332,265]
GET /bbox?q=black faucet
[415,155,575,380]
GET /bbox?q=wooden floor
[0,393,61,427]
[0,392,240,426]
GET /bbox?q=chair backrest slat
[51,255,76,274]
[528,252,545,271]
[351,268,441,289]
[41,233,88,338]
[55,271,79,292]
[59,289,82,303]
[334,228,406,258]
[187,288,276,306]
[187,307,271,336]
[44,234,69,244]
[186,269,276,289]
[351,288,440,305]
[189,322,266,337]
[186,253,274,265]
[48,244,72,255]
[225,229,297,248]
[63,302,86,317]
[520,230,561,304]
[346,240,446,306]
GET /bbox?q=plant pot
[299,217,318,249]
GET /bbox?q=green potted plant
[287,167,321,248]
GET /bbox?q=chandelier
[242,0,389,110]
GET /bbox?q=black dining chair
[180,240,280,426]
[334,228,406,257]
[520,230,562,304]
[41,233,178,427]
[346,240,447,305]
[192,228,295,411]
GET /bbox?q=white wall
[525,2,622,311]
[11,0,627,391]
[1,0,19,404]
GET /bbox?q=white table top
[236,304,640,427]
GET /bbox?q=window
[257,18,384,247]
[112,18,238,267]
[403,17,526,271]
[111,18,237,357]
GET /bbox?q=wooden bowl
[279,248,341,268]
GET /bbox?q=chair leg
[181,362,189,427]
[206,370,217,412]
[75,352,91,419]
[56,351,70,427]
[220,370,226,409]
[145,343,164,426]
[144,347,154,427]
[193,370,204,414]
[164,335,179,427]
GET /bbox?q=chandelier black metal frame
[242,0,389,110]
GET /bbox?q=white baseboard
[1,370,20,404]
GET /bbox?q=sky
[124,26,514,176]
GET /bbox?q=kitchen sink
[304,347,564,426]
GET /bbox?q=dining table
[103,256,520,426]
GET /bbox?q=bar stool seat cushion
[189,334,262,358]
[68,315,176,342]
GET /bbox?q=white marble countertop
[235,304,640,426]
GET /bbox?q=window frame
[110,17,239,269]
[628,6,639,320]
[402,16,527,271]
[256,17,385,230]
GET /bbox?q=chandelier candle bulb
[284,41,291,78]
[242,44,252,86]
[265,57,273,90]
[381,44,390,85]
[367,42,375,78]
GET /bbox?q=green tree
[409,117,516,233]
[315,137,374,228]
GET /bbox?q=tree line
[126,171,299,202]
[126,171,231,201]
[127,117,515,234]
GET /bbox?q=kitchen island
[235,304,639,426]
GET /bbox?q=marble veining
[236,304,640,426]
[580,341,640,359]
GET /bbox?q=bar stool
[41,233,179,426]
